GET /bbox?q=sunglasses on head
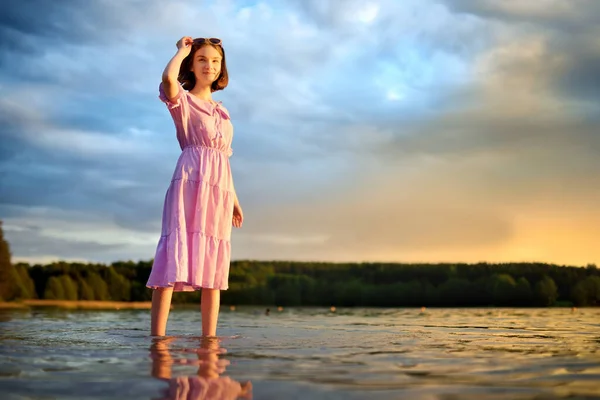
[193,38,222,46]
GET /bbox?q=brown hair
[178,43,229,92]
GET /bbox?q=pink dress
[146,82,235,291]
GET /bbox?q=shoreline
[0,300,153,310]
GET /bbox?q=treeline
[1,221,599,307]
[227,261,600,307]
[3,259,600,307]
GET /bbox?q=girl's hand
[176,36,193,56]
[232,202,244,228]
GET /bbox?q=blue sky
[1,0,599,266]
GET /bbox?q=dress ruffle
[147,227,231,291]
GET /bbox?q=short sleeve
[158,82,184,109]
[157,82,189,138]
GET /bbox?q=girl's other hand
[232,203,243,228]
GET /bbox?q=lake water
[0,307,599,399]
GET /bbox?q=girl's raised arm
[161,36,193,101]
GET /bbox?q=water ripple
[0,307,599,399]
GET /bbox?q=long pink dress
[146,82,234,291]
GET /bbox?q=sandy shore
[0,300,153,310]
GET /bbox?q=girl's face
[191,45,222,88]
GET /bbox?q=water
[1,307,599,399]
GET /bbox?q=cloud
[442,0,600,105]
[227,2,600,265]
[441,0,598,26]
[2,204,157,263]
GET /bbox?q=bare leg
[201,288,220,337]
[151,287,173,336]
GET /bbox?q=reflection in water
[150,337,252,400]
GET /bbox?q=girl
[147,36,243,337]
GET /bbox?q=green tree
[333,279,364,307]
[87,272,110,301]
[104,268,131,301]
[490,274,517,306]
[572,276,600,306]
[9,264,36,300]
[584,276,600,306]
[17,265,36,297]
[534,275,558,306]
[438,278,474,306]
[78,278,95,300]
[273,278,302,306]
[0,221,16,301]
[44,276,65,299]
[130,281,152,302]
[514,277,533,305]
[60,275,78,300]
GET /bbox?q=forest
[1,222,599,307]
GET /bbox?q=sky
[1,0,599,266]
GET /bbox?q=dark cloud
[0,140,171,233]
[0,1,171,96]
[441,0,600,105]
[0,102,174,235]
[2,222,138,263]
[441,0,600,30]
[287,0,365,30]
[0,0,147,49]
[557,51,600,103]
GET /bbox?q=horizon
[10,250,596,270]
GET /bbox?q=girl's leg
[201,288,220,337]
[151,287,174,336]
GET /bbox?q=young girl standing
[147,36,243,337]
